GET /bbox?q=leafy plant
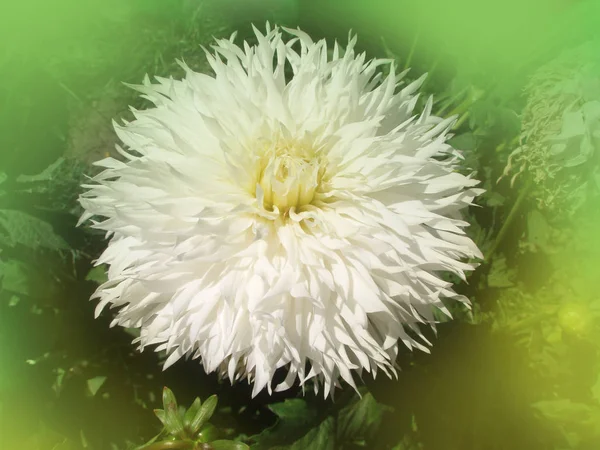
[136,388,248,450]
[248,390,391,449]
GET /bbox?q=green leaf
[154,409,166,425]
[564,153,588,168]
[189,394,218,437]
[16,157,65,183]
[549,142,567,155]
[555,110,586,140]
[0,259,30,295]
[249,398,320,449]
[162,387,178,410]
[487,256,515,288]
[183,397,201,431]
[582,100,600,124]
[252,394,385,450]
[196,423,220,443]
[86,376,107,396]
[79,429,89,448]
[483,191,505,207]
[85,265,108,284]
[161,387,185,438]
[447,133,476,151]
[268,399,318,427]
[288,416,335,450]
[0,209,69,250]
[580,134,595,158]
[336,393,390,442]
[52,368,67,396]
[209,440,250,450]
[532,399,592,423]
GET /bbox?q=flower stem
[452,111,470,130]
[485,179,532,261]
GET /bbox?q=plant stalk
[485,178,532,261]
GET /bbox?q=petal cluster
[79,24,483,398]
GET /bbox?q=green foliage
[249,399,320,449]
[0,259,30,296]
[0,158,81,310]
[85,264,109,284]
[486,256,515,289]
[189,395,219,438]
[336,392,390,443]
[0,209,69,250]
[211,441,252,450]
[137,389,248,450]
[283,416,335,450]
[468,98,521,137]
[249,391,391,450]
[86,376,108,397]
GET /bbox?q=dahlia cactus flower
[79,24,482,398]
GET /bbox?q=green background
[1,0,600,449]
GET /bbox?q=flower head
[79,24,483,398]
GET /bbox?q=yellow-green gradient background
[1,0,600,448]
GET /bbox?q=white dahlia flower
[79,24,483,398]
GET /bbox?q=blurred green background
[1,0,596,173]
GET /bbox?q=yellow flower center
[256,139,324,213]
